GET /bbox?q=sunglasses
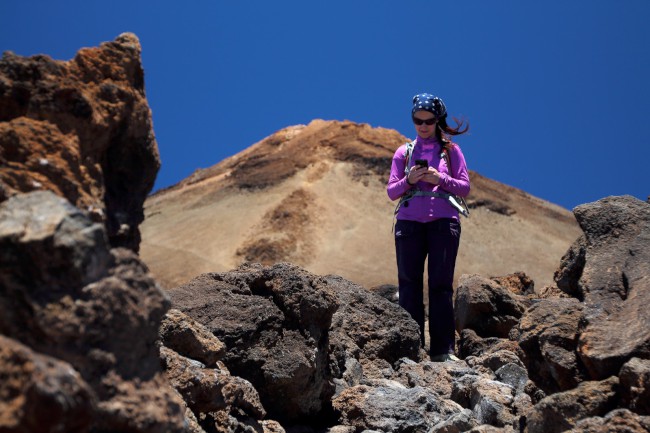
[412,117,437,125]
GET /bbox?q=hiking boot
[430,353,461,362]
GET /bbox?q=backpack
[396,139,470,218]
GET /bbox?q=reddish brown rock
[0,335,95,433]
[524,376,619,433]
[567,409,650,433]
[0,32,159,252]
[490,272,535,296]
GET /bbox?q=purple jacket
[387,136,470,222]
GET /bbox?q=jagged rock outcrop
[505,195,650,399]
[0,191,186,432]
[168,263,341,422]
[0,32,159,251]
[570,196,650,379]
[168,263,540,432]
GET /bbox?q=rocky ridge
[1,35,649,433]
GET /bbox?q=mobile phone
[414,159,428,167]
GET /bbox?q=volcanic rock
[570,196,650,379]
[332,383,465,433]
[0,191,186,432]
[511,297,587,394]
[0,335,95,433]
[160,346,265,418]
[455,274,532,339]
[168,262,340,422]
[567,409,650,432]
[0,32,159,251]
[457,328,523,360]
[619,357,650,415]
[554,235,587,299]
[160,308,227,368]
[524,376,619,433]
[325,273,421,375]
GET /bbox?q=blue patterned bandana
[412,93,447,119]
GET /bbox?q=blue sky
[2,1,648,210]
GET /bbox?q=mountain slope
[141,119,580,290]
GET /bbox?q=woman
[386,93,470,362]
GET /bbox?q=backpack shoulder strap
[440,142,455,174]
[403,140,416,175]
[440,143,470,218]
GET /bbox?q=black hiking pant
[394,218,460,357]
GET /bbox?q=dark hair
[435,116,469,150]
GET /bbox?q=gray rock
[333,384,464,433]
[392,359,455,399]
[495,363,529,393]
[326,273,421,366]
[430,408,478,433]
[450,373,519,428]
[468,377,517,427]
[0,190,110,297]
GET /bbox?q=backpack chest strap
[395,190,469,217]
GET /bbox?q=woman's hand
[421,167,441,185]
[407,166,428,185]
